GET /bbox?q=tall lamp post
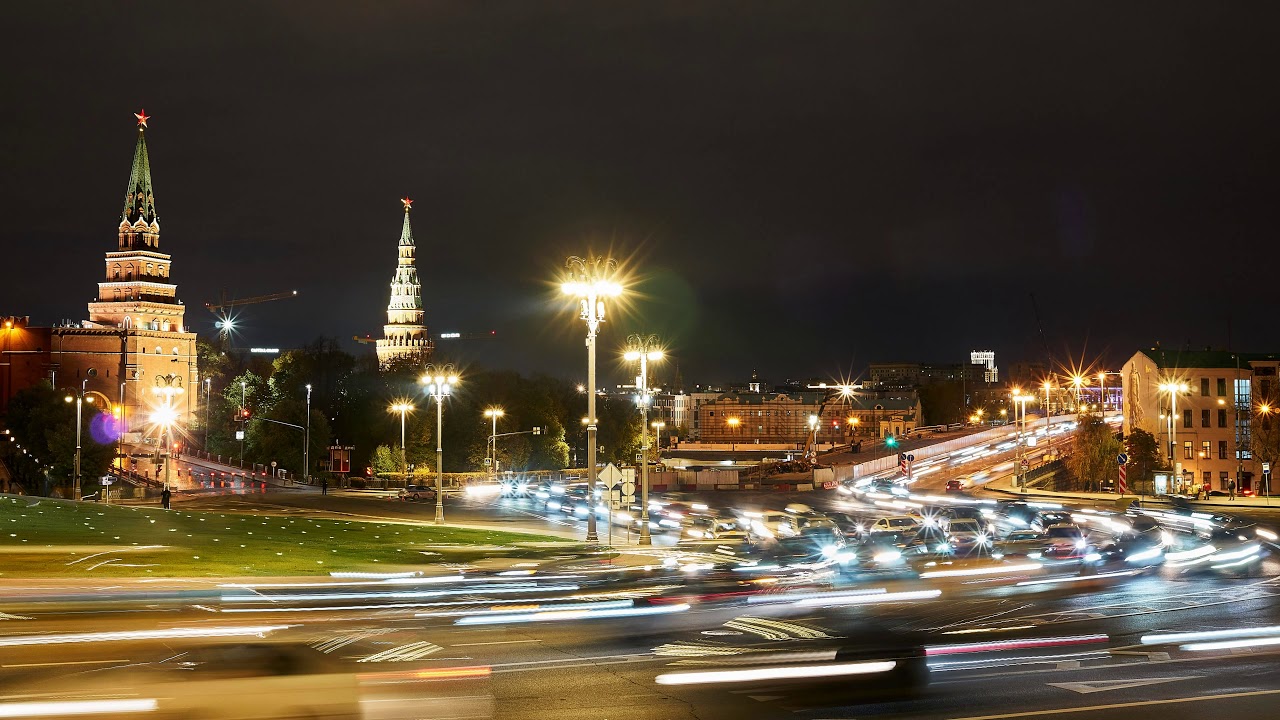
[421,364,458,524]
[625,334,663,546]
[304,384,312,485]
[484,408,505,477]
[1159,381,1190,485]
[202,378,211,450]
[1071,375,1087,412]
[65,378,95,500]
[651,421,666,452]
[239,379,247,466]
[390,402,414,483]
[561,255,623,543]
[727,417,740,452]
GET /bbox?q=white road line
[1,659,129,668]
[949,688,1280,720]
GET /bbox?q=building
[868,362,985,389]
[971,351,998,383]
[1,112,197,440]
[1122,348,1280,493]
[697,390,920,446]
[374,199,432,368]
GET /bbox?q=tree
[1066,411,1123,492]
[370,444,398,475]
[1124,428,1165,495]
[4,384,115,496]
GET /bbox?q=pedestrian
[161,486,171,510]
[1228,478,1236,501]
[321,477,328,496]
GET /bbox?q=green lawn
[0,495,570,577]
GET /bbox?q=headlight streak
[218,582,581,604]
[455,601,690,625]
[926,634,1108,656]
[1181,636,1280,652]
[746,587,886,605]
[1014,569,1139,587]
[0,699,159,717]
[919,563,1041,579]
[1257,528,1278,541]
[928,650,1110,672]
[1124,547,1164,564]
[0,625,290,647]
[793,589,941,607]
[654,660,896,685]
[1143,625,1280,645]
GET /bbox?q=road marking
[1,659,129,668]
[747,695,784,702]
[450,639,542,647]
[1047,676,1197,694]
[949,687,1280,719]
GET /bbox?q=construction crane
[205,290,299,338]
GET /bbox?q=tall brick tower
[375,198,432,367]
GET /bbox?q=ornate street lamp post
[625,334,663,546]
[421,364,458,524]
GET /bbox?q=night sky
[3,2,1278,386]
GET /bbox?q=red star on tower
[401,197,413,211]
[134,109,150,128]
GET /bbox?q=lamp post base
[638,514,652,545]
[435,500,444,524]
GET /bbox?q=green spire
[122,112,156,225]
[399,197,414,246]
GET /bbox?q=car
[904,525,954,556]
[398,484,436,501]
[945,479,966,493]
[1042,524,1091,559]
[869,516,922,535]
[993,530,1049,559]
[944,518,991,555]
[1030,511,1074,532]
[681,515,746,541]
[1096,530,1166,567]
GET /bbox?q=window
[1201,378,1210,396]
[1183,410,1192,429]
[1203,471,1211,484]
[1217,378,1227,396]
[1201,409,1210,427]
[1183,441,1192,459]
[1220,471,1229,488]
[1218,409,1228,428]
[1201,441,1211,459]
[1219,440,1229,459]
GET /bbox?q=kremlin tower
[375,198,432,367]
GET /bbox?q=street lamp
[561,255,623,543]
[203,377,211,450]
[727,416,740,451]
[421,363,458,524]
[64,378,97,500]
[239,379,247,466]
[390,401,414,482]
[151,374,185,493]
[1158,380,1190,472]
[625,333,663,546]
[1071,375,1087,412]
[304,384,312,485]
[1011,388,1032,491]
[651,421,666,451]
[484,407,505,476]
[807,414,819,459]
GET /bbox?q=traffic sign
[1020,459,1030,469]
[621,481,636,497]
[906,454,915,462]
[1117,453,1128,466]
[599,463,623,488]
[271,461,278,468]
[1265,462,1271,474]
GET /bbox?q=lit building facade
[697,391,920,445]
[1122,348,1280,493]
[375,199,432,368]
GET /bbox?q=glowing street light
[150,374,185,492]
[389,401,414,481]
[561,255,623,543]
[625,333,664,546]
[1158,381,1190,467]
[484,407,505,476]
[1070,375,1087,411]
[64,379,99,499]
[727,416,740,452]
[421,363,459,524]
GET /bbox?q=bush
[349,477,366,489]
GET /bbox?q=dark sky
[3,2,1279,387]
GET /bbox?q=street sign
[1020,459,1030,469]
[1265,462,1271,474]
[235,430,245,440]
[621,481,636,497]
[1117,453,1128,466]
[100,478,114,486]
[906,454,915,462]
[599,463,623,488]
[271,461,278,468]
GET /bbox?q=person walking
[1228,477,1237,501]
[321,477,328,496]
[161,486,171,510]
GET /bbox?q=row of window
[111,262,168,280]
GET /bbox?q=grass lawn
[0,495,570,577]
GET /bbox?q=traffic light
[240,408,250,420]
[885,435,898,448]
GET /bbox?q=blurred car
[398,484,437,502]
[994,502,1038,531]
[681,515,747,541]
[904,525,954,556]
[1030,510,1074,532]
[869,516,921,536]
[944,478,966,493]
[944,518,990,555]
[499,477,530,498]
[1042,523,1091,559]
[28,642,492,719]
[825,512,868,539]
[845,536,914,575]
[993,529,1048,559]
[1096,530,1166,567]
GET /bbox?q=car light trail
[655,660,896,685]
[793,589,941,607]
[926,634,1108,656]
[919,563,1041,579]
[0,699,158,717]
[456,602,690,625]
[1182,636,1280,652]
[1014,569,1138,586]
[1142,625,1280,645]
[0,625,290,647]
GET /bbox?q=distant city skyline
[3,4,1277,384]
